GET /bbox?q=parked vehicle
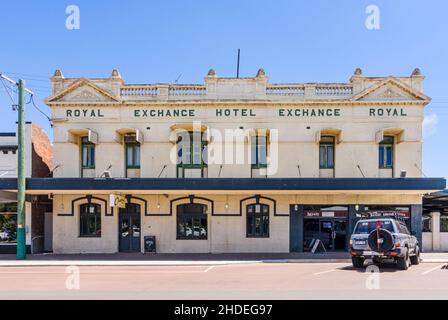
[350,218,420,270]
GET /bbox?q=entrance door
[320,220,334,250]
[304,219,347,251]
[119,203,141,252]
[333,219,347,251]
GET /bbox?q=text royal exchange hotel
[1,68,446,254]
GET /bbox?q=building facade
[0,123,53,253]
[1,67,444,254]
[423,190,448,251]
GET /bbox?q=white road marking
[421,264,446,275]
[204,266,215,273]
[0,268,212,275]
[313,269,337,276]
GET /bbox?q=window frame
[319,135,335,169]
[246,203,270,238]
[125,142,141,169]
[422,213,432,233]
[379,135,394,169]
[251,135,268,169]
[176,131,208,178]
[176,203,208,240]
[441,214,448,233]
[79,203,101,238]
[80,136,95,169]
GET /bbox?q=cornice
[46,99,430,108]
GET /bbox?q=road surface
[0,262,447,299]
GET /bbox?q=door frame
[118,203,141,253]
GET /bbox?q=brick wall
[31,124,53,178]
[30,124,53,252]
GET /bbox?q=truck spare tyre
[368,228,394,252]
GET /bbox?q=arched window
[79,203,101,237]
[176,203,207,240]
[246,203,269,238]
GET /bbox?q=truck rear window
[354,220,395,234]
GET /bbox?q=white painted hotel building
[1,68,444,254]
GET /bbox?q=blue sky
[0,0,446,179]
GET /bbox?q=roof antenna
[236,49,240,78]
[174,73,183,84]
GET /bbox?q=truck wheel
[352,256,365,268]
[397,250,410,270]
[410,246,421,265]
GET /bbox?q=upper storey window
[379,136,394,169]
[81,136,95,169]
[177,131,208,178]
[125,134,141,169]
[251,135,267,169]
[319,136,335,169]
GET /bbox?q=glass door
[119,203,141,252]
[304,219,348,251]
[333,219,347,251]
[320,220,333,250]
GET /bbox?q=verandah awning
[0,178,445,195]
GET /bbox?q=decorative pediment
[46,78,121,103]
[352,77,430,102]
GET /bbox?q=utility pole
[0,73,33,260]
[16,80,26,260]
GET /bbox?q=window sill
[246,235,270,239]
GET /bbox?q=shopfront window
[319,136,335,169]
[441,214,448,233]
[79,203,101,237]
[177,131,207,178]
[246,204,269,238]
[251,135,267,169]
[422,213,432,232]
[379,136,394,169]
[81,136,95,169]
[303,205,348,251]
[0,203,17,243]
[176,203,207,240]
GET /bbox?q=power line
[2,71,48,79]
[0,77,16,106]
[28,95,53,127]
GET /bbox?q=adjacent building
[423,190,448,251]
[0,123,52,253]
[0,67,445,254]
